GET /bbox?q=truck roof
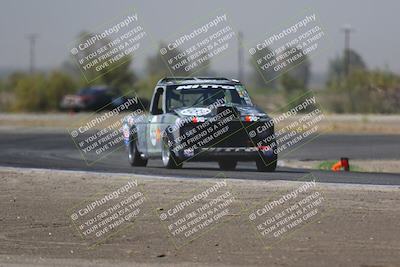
[157,77,241,86]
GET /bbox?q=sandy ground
[0,167,399,267]
[1,113,400,134]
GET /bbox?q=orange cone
[331,161,342,171]
[331,158,350,172]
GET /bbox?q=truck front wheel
[161,136,182,169]
[218,160,237,171]
[255,153,277,172]
[128,138,148,167]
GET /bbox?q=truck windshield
[166,84,253,111]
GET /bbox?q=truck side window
[151,87,164,115]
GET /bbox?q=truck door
[146,87,165,155]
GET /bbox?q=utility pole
[341,25,355,111]
[341,25,353,77]
[26,34,39,74]
[238,31,244,81]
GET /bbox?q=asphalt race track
[0,132,399,185]
[1,131,400,267]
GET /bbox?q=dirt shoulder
[0,167,399,267]
[1,113,400,134]
[280,159,400,174]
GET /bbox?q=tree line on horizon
[0,31,399,114]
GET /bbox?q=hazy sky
[0,0,399,75]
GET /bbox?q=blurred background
[0,0,399,114]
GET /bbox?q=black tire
[218,160,237,171]
[128,138,148,167]
[161,136,182,169]
[256,154,277,172]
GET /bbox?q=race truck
[122,77,277,171]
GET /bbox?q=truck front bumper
[178,146,276,161]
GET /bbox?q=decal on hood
[179,107,212,116]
